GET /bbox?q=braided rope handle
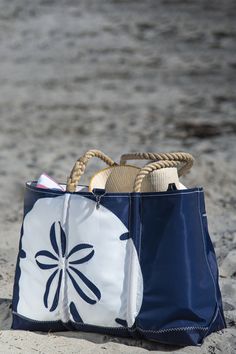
[133,160,181,192]
[120,152,194,177]
[66,149,116,192]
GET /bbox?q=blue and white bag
[12,150,226,346]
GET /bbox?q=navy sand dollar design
[35,222,101,312]
[12,150,225,346]
[12,190,143,331]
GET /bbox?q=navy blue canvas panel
[135,188,226,345]
[12,183,226,346]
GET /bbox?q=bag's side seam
[126,194,142,328]
[126,193,133,327]
[135,194,142,327]
[203,305,220,340]
[135,193,143,333]
[138,194,142,260]
[197,191,218,308]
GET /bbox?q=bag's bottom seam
[12,312,208,333]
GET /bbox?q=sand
[0,0,235,352]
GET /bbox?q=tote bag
[12,149,226,346]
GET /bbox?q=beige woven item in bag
[87,151,193,193]
[66,149,194,193]
[89,165,140,192]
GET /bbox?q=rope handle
[120,152,194,177]
[66,149,116,192]
[133,160,182,192]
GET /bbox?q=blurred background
[0,0,236,335]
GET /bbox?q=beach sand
[0,0,235,352]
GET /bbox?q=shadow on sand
[0,298,12,330]
[54,330,179,352]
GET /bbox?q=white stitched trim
[133,326,208,333]
[140,190,203,197]
[26,185,203,198]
